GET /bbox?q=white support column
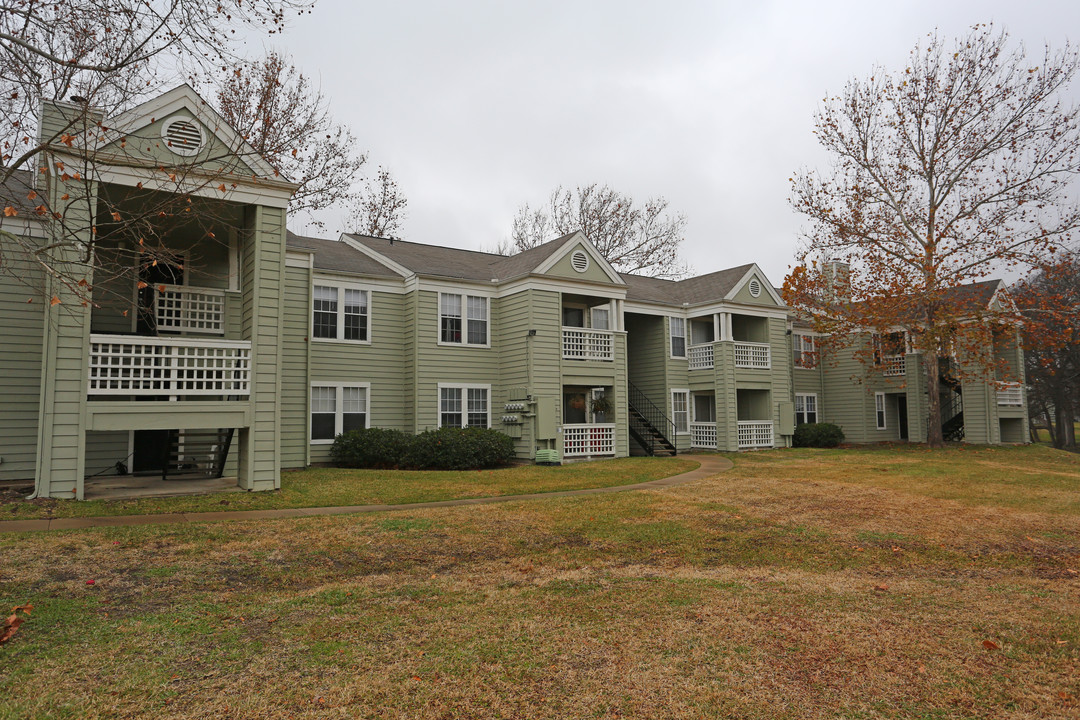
[713,313,721,342]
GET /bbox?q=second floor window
[440,293,488,345]
[670,317,686,358]
[313,285,368,342]
[793,333,817,368]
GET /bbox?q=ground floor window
[439,384,490,428]
[875,391,887,430]
[311,383,369,443]
[795,393,818,425]
[671,389,689,433]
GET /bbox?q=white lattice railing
[883,355,905,377]
[562,328,614,361]
[734,342,770,369]
[88,334,251,396]
[737,421,773,449]
[563,424,616,457]
[690,422,717,448]
[155,284,225,335]
[997,382,1023,406]
[688,344,714,370]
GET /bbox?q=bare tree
[0,0,313,304]
[510,183,689,278]
[216,51,366,226]
[784,25,1080,447]
[343,166,408,238]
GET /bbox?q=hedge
[330,426,515,470]
[792,422,845,448]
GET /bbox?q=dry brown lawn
[1,444,1078,719]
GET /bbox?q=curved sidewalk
[0,454,733,533]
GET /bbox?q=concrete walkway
[0,455,733,533]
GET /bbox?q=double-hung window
[671,389,689,433]
[440,293,488,345]
[875,392,887,430]
[312,284,369,342]
[310,384,369,443]
[793,334,816,368]
[670,317,686,358]
[439,384,490,428]
[795,393,817,425]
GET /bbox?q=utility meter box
[777,401,795,436]
[535,397,557,440]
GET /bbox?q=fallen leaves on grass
[0,604,33,644]
[982,640,1000,651]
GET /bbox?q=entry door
[137,256,184,335]
[897,396,909,440]
[132,429,170,473]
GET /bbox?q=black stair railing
[928,386,965,442]
[628,381,677,456]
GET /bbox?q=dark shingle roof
[619,263,757,305]
[344,231,583,283]
[285,231,400,278]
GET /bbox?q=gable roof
[620,263,760,305]
[343,231,617,284]
[102,84,283,181]
[286,232,400,278]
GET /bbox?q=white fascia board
[532,231,626,285]
[93,164,293,208]
[285,251,314,269]
[311,269,407,293]
[723,263,785,306]
[338,234,411,278]
[411,275,497,296]
[495,275,629,299]
[101,84,281,179]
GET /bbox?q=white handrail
[562,327,614,361]
[690,421,717,448]
[88,333,251,396]
[734,342,770,369]
[155,284,226,335]
[563,423,616,457]
[688,344,714,370]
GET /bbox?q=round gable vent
[748,278,762,297]
[570,250,590,273]
[161,116,204,157]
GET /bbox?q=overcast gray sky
[270,0,1079,284]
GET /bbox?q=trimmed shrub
[793,422,845,448]
[330,427,412,468]
[331,426,515,470]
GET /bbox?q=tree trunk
[925,353,944,447]
[1053,396,1070,449]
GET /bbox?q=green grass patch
[0,456,698,522]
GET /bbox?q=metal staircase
[161,428,235,481]
[628,381,677,456]
[930,358,965,442]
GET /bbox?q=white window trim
[793,333,816,370]
[795,392,818,425]
[671,388,690,435]
[437,383,492,428]
[670,316,687,359]
[875,391,887,430]
[310,382,371,445]
[311,281,372,345]
[437,293,491,348]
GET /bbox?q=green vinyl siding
[625,313,668,410]
[307,288,408,463]
[414,290,499,431]
[730,272,779,306]
[543,243,617,284]
[280,262,311,469]
[0,253,45,482]
[84,431,130,476]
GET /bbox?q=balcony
[734,342,770,369]
[563,423,616,457]
[996,382,1023,406]
[562,327,613,362]
[882,355,905,377]
[88,334,251,397]
[688,344,714,370]
[737,421,774,449]
[690,422,717,448]
[155,284,226,334]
